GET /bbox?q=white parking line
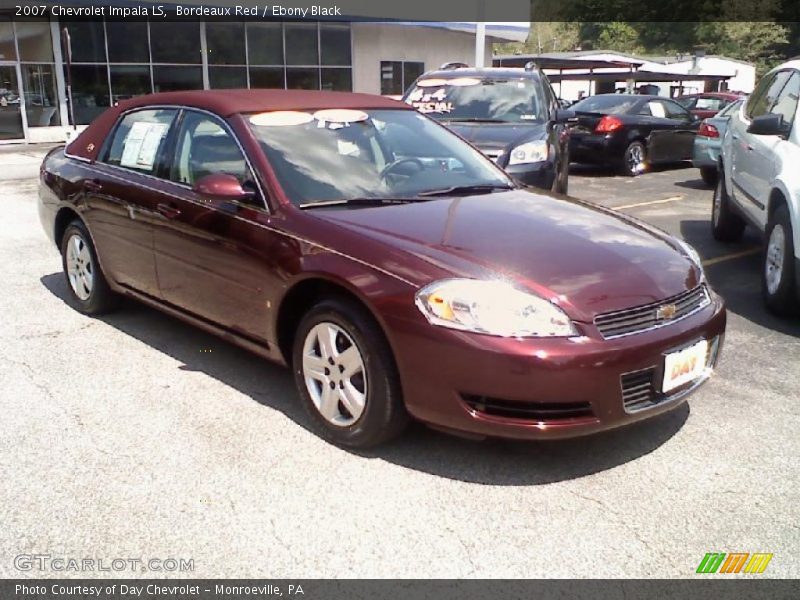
[702,247,761,267]
[613,195,686,210]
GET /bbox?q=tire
[762,205,798,316]
[621,141,646,176]
[700,166,718,187]
[711,176,745,243]
[292,297,409,448]
[60,220,119,315]
[551,160,569,195]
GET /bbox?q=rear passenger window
[104,109,177,175]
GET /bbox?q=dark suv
[403,62,572,194]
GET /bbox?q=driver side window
[171,111,253,189]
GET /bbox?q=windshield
[247,108,512,207]
[403,77,547,123]
[571,95,640,114]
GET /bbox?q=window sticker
[120,121,169,170]
[649,101,666,118]
[312,108,369,129]
[249,111,314,127]
[407,87,453,114]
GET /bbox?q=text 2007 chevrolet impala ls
[38,89,726,447]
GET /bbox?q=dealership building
[0,17,528,143]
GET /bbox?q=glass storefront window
[69,64,109,125]
[0,65,23,139]
[153,65,203,92]
[65,22,106,63]
[150,22,201,64]
[321,68,351,91]
[320,25,350,66]
[206,23,245,65]
[110,65,151,104]
[249,67,284,88]
[209,66,247,89]
[287,68,319,90]
[285,23,318,65]
[247,22,283,65]
[107,22,149,63]
[22,63,60,126]
[0,18,16,61]
[15,20,53,62]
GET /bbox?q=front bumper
[505,161,557,190]
[385,289,726,440]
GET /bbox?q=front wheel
[292,297,409,448]
[60,220,119,314]
[762,205,798,316]
[621,141,646,176]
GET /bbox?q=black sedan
[568,94,701,176]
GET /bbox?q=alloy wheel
[65,233,94,301]
[301,322,367,427]
[765,224,786,295]
[627,144,644,174]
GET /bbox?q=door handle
[83,179,102,192]
[156,203,181,219]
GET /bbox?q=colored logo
[696,553,773,574]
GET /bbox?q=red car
[38,90,726,448]
[675,92,742,120]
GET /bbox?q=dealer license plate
[662,340,708,393]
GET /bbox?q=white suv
[715,60,800,315]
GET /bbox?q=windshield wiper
[444,117,508,123]
[417,184,514,197]
[299,197,433,209]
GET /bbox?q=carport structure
[493,54,734,99]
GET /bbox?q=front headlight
[676,238,706,280]
[415,279,577,338]
[508,140,549,166]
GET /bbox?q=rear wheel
[60,220,119,314]
[711,176,745,242]
[621,141,646,176]
[762,205,798,316]
[292,297,409,448]
[700,166,718,186]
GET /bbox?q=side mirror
[747,113,786,137]
[554,109,577,124]
[192,173,255,205]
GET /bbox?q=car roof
[415,67,542,82]
[65,89,412,163]
[677,92,740,99]
[117,89,411,117]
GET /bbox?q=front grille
[620,336,721,413]
[595,285,710,339]
[462,394,594,422]
[479,148,503,163]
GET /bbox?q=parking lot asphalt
[2,150,798,578]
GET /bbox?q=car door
[641,100,680,163]
[152,109,280,343]
[658,99,698,160]
[86,108,179,298]
[732,70,793,225]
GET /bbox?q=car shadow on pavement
[680,219,800,336]
[569,162,693,178]
[41,272,689,485]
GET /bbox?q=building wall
[351,23,493,95]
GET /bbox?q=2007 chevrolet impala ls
[38,89,726,447]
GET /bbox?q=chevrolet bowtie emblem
[656,303,678,320]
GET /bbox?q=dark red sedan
[38,90,726,447]
[675,92,742,120]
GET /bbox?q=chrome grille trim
[595,285,711,340]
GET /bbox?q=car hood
[313,190,702,322]
[443,121,546,152]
